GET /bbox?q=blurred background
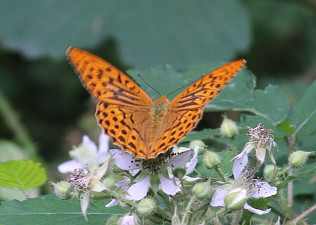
[0,0,315,200]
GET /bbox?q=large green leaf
[0,0,250,68]
[290,80,316,136]
[0,160,47,190]
[0,194,125,225]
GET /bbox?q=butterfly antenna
[137,74,162,97]
[166,75,204,97]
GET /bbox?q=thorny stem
[287,203,316,224]
[203,208,227,223]
[232,136,238,155]
[286,136,296,206]
[231,209,243,225]
[181,195,196,225]
[214,166,226,182]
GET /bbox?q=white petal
[127,176,150,200]
[94,161,110,180]
[106,199,119,207]
[228,188,247,206]
[83,135,97,155]
[244,203,271,215]
[158,174,181,195]
[268,150,277,166]
[274,216,280,225]
[110,149,142,170]
[91,180,107,192]
[210,188,228,207]
[79,192,90,221]
[186,146,199,175]
[58,160,83,173]
[255,147,266,164]
[233,151,248,179]
[121,215,136,225]
[98,133,110,153]
[167,150,193,168]
[252,180,277,198]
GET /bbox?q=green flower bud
[220,115,238,138]
[52,181,72,200]
[263,164,275,179]
[289,151,313,168]
[192,182,211,199]
[102,176,117,189]
[203,151,221,169]
[137,198,155,217]
[224,188,248,211]
[189,140,207,152]
[106,215,119,225]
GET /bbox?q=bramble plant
[0,64,315,225]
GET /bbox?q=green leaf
[209,74,290,125]
[0,194,125,225]
[181,129,220,143]
[290,80,316,136]
[0,0,250,68]
[0,160,47,190]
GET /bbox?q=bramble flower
[67,161,110,221]
[110,147,194,200]
[58,133,110,173]
[234,123,277,165]
[211,151,277,215]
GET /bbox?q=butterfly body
[67,47,246,159]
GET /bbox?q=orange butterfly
[67,47,246,159]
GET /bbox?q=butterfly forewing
[67,47,153,158]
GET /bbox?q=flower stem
[203,207,227,222]
[288,203,316,224]
[181,195,196,225]
[214,166,226,182]
[0,90,36,157]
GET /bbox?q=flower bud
[189,140,207,152]
[102,176,117,189]
[192,182,211,199]
[52,181,72,200]
[137,198,155,217]
[263,164,275,179]
[203,151,221,169]
[289,151,312,168]
[224,188,247,211]
[220,115,238,138]
[106,215,119,225]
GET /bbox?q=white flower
[58,133,110,173]
[67,161,110,221]
[211,151,277,215]
[233,123,277,165]
[110,148,194,201]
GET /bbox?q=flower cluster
[53,122,289,223]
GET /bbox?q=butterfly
[67,47,246,159]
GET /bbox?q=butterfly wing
[149,59,246,156]
[67,47,153,158]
